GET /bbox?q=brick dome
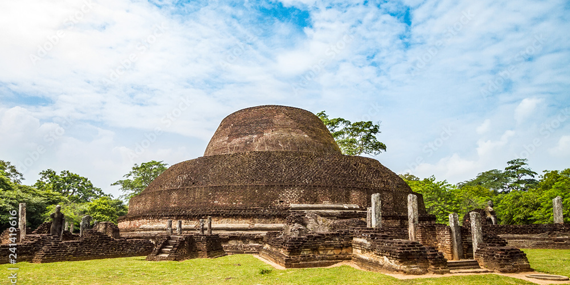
[120,105,428,237]
[204,105,342,156]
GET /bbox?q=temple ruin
[1,105,567,275]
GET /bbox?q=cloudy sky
[1,0,569,198]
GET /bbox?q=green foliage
[112,160,168,201]
[34,169,107,203]
[459,159,537,193]
[400,175,459,224]
[0,160,24,184]
[0,179,67,232]
[42,201,87,230]
[85,196,128,224]
[316,111,386,156]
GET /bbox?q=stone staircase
[156,239,177,259]
[447,260,491,274]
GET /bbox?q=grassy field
[1,249,568,285]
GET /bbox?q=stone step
[167,240,177,245]
[447,259,480,269]
[450,269,492,274]
[157,254,169,258]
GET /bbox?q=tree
[401,175,459,224]
[34,169,107,203]
[0,160,24,184]
[85,197,128,224]
[0,179,67,232]
[458,159,537,193]
[111,160,168,201]
[316,111,386,156]
[504,158,538,192]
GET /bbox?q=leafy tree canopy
[0,160,24,184]
[85,197,128,224]
[317,111,386,156]
[34,169,107,203]
[458,159,537,193]
[111,160,168,201]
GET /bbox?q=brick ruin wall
[260,231,353,268]
[127,151,427,217]
[483,224,570,249]
[30,230,153,263]
[351,228,448,275]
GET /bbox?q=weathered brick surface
[475,246,532,273]
[260,231,353,268]
[0,234,53,264]
[484,224,570,249]
[146,235,199,261]
[30,230,153,263]
[93,222,121,239]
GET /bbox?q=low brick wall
[260,231,353,268]
[484,224,570,249]
[351,228,448,275]
[0,235,53,264]
[31,230,153,263]
[475,246,532,273]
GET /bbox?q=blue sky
[1,0,569,198]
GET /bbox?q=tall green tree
[504,158,538,192]
[400,175,460,224]
[317,111,386,156]
[111,160,168,201]
[34,169,106,203]
[0,160,24,184]
[458,159,537,193]
[85,197,128,224]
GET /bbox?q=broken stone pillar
[18,203,26,242]
[167,219,173,235]
[470,212,483,258]
[199,219,205,235]
[177,220,182,235]
[449,213,463,260]
[207,216,212,235]
[70,223,74,234]
[64,221,69,231]
[554,196,564,224]
[371,193,382,229]
[366,207,372,228]
[408,194,418,241]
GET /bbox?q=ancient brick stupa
[118,105,429,245]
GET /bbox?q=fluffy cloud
[1,0,569,194]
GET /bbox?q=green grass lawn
[523,248,570,277]
[1,249,568,285]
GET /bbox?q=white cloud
[549,135,570,157]
[476,119,491,134]
[515,98,543,124]
[1,0,569,192]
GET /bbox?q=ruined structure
[118,105,431,253]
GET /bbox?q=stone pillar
[449,213,463,260]
[554,196,564,224]
[408,194,418,241]
[207,216,212,235]
[177,220,182,235]
[64,221,69,231]
[167,219,173,235]
[470,212,483,258]
[199,219,205,235]
[371,193,382,229]
[18,203,26,242]
[70,223,74,234]
[366,207,372,228]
